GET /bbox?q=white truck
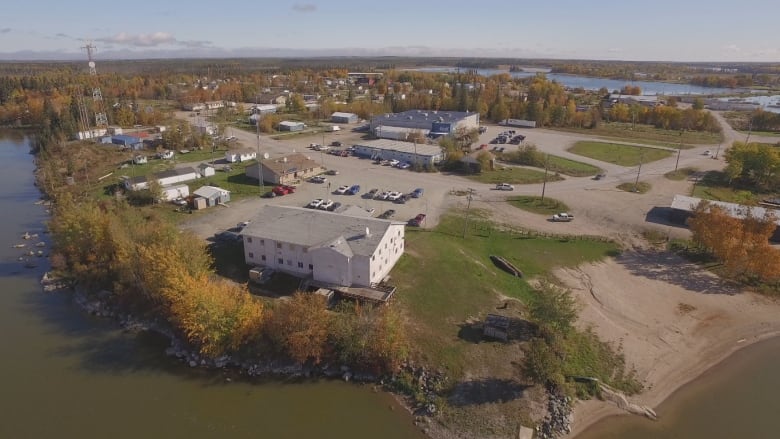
[551,213,575,222]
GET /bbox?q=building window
[372,255,375,261]
[309,264,313,270]
[298,262,304,268]
[278,258,283,264]
[260,239,265,245]
[247,237,253,243]
[248,252,254,259]
[261,255,266,261]
[286,259,292,266]
[276,242,282,249]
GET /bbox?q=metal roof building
[370,109,479,138]
[352,139,445,167]
[241,205,406,287]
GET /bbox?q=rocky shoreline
[42,272,446,426]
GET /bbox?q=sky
[2,0,779,62]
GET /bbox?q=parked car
[376,191,390,200]
[388,159,400,167]
[387,191,403,201]
[411,188,424,198]
[307,199,324,209]
[396,161,411,169]
[309,143,320,149]
[378,209,396,219]
[327,201,342,212]
[325,169,339,176]
[394,194,410,204]
[347,185,361,195]
[495,183,514,191]
[335,185,350,195]
[318,199,334,210]
[331,141,343,147]
[272,185,295,196]
[262,190,277,198]
[408,213,426,227]
[309,176,327,184]
[364,188,379,199]
[593,173,606,180]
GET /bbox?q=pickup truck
[551,213,575,222]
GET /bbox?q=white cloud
[97,32,176,47]
[722,44,740,52]
[292,3,317,12]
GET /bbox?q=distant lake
[716,94,780,113]
[409,67,739,96]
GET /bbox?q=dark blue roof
[112,135,142,144]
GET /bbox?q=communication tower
[75,42,109,139]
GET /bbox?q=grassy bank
[569,141,673,166]
[690,171,763,205]
[465,167,563,185]
[508,196,570,215]
[617,181,652,194]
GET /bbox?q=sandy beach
[555,251,780,437]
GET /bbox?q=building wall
[279,123,304,132]
[310,246,351,286]
[157,172,198,187]
[353,145,442,166]
[368,224,405,284]
[243,237,314,277]
[332,114,358,124]
[160,185,189,201]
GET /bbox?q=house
[160,184,189,202]
[250,104,278,115]
[124,167,199,191]
[255,93,287,106]
[225,149,258,163]
[246,153,325,185]
[241,205,405,288]
[197,163,215,178]
[278,121,305,132]
[110,135,143,150]
[193,185,230,209]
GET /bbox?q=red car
[408,213,426,227]
[272,185,296,196]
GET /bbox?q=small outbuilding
[193,185,231,209]
[160,184,190,201]
[225,149,257,163]
[197,163,215,178]
[331,112,359,124]
[278,121,305,132]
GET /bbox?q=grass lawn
[465,167,563,185]
[616,181,652,194]
[553,122,721,147]
[664,167,698,181]
[508,196,570,215]
[392,215,618,379]
[691,171,763,205]
[569,141,673,166]
[192,162,265,199]
[544,154,601,177]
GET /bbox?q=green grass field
[553,122,721,147]
[664,167,698,181]
[544,154,601,177]
[569,141,673,166]
[508,196,570,215]
[617,181,652,194]
[465,167,563,185]
[691,171,763,205]
[392,215,618,378]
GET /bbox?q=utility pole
[461,188,474,239]
[634,148,644,192]
[541,154,549,202]
[745,117,753,145]
[674,131,683,171]
[256,116,264,194]
[714,142,722,159]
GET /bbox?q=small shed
[197,163,215,178]
[225,149,257,163]
[111,135,143,150]
[193,185,231,208]
[331,112,359,124]
[278,121,305,132]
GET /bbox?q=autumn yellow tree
[264,293,331,364]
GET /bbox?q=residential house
[246,153,325,186]
[225,149,258,163]
[193,185,230,209]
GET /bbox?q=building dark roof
[112,135,142,144]
[153,167,198,180]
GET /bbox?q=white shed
[160,184,190,201]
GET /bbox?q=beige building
[246,153,325,185]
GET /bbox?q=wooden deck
[304,279,396,304]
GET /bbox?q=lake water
[0,131,424,439]
[410,67,739,96]
[577,336,780,439]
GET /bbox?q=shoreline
[556,254,780,438]
[569,331,780,438]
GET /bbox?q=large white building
[241,205,406,287]
[352,139,445,167]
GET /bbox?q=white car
[335,185,350,194]
[388,159,400,167]
[307,198,324,209]
[496,183,514,191]
[387,191,403,201]
[396,162,411,169]
[376,191,391,200]
[318,199,334,210]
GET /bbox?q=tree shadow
[448,378,530,407]
[615,250,740,295]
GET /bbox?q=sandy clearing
[555,252,780,437]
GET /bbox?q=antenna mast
[79,42,109,138]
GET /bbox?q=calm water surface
[0,131,424,439]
